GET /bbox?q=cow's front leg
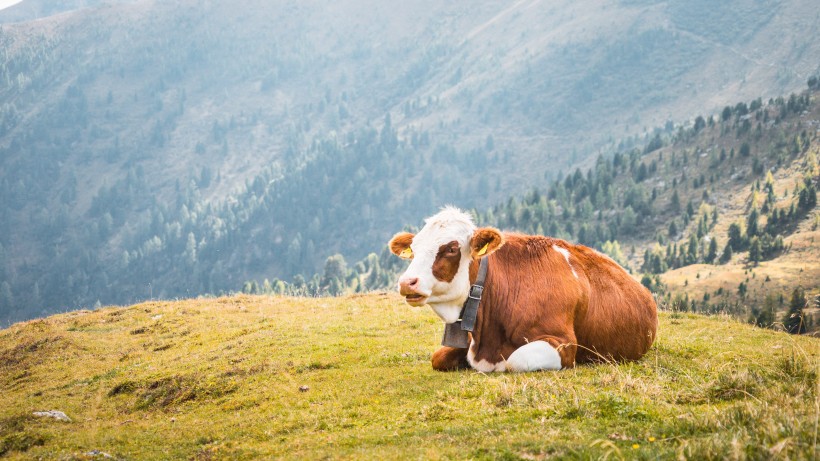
[431,346,470,371]
[506,336,576,372]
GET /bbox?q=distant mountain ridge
[0,0,128,23]
[0,0,819,322]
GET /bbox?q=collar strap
[440,257,489,348]
[459,256,488,332]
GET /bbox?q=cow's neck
[439,257,489,349]
[468,257,490,349]
[429,302,463,324]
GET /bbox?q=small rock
[299,385,310,392]
[170,417,176,423]
[33,410,71,422]
[86,450,114,458]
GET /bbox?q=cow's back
[571,245,658,362]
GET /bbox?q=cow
[388,206,657,372]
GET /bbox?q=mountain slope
[0,0,118,23]
[0,294,817,459]
[280,87,818,333]
[1,0,819,322]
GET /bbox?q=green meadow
[1,294,817,460]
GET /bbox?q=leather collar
[441,256,488,348]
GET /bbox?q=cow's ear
[470,228,504,259]
[389,232,415,259]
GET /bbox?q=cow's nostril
[399,277,421,295]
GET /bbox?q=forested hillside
[255,85,819,332]
[1,0,819,323]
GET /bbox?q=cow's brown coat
[431,232,657,370]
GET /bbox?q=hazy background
[0,0,818,323]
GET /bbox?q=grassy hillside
[1,294,817,459]
[637,92,820,327]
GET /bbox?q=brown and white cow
[389,207,657,372]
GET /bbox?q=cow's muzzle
[398,277,428,305]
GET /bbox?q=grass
[0,293,818,460]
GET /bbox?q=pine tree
[719,243,733,264]
[728,223,745,251]
[706,237,718,263]
[750,293,777,328]
[670,190,681,213]
[740,142,751,157]
[686,234,698,265]
[746,207,759,238]
[686,201,695,218]
[321,254,348,295]
[748,236,762,265]
[668,220,678,239]
[783,288,808,334]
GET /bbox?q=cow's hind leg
[506,340,565,372]
[431,346,470,371]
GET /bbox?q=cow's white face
[389,207,504,323]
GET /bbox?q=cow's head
[388,207,504,323]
